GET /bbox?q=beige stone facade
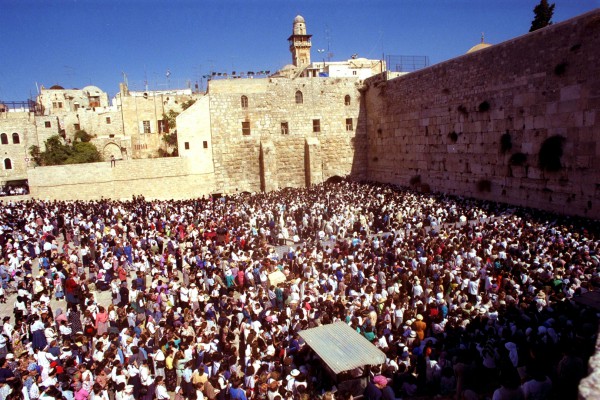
[175,75,367,194]
[114,85,198,159]
[0,111,40,184]
[37,85,110,115]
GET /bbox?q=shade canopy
[299,321,386,375]
[268,270,287,287]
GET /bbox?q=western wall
[364,9,600,219]
[22,10,600,221]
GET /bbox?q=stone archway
[103,142,122,160]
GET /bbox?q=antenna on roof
[325,25,333,61]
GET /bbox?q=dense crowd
[0,181,597,400]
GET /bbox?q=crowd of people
[0,180,597,400]
[0,185,28,198]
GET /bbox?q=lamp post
[317,49,326,76]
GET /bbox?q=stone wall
[364,10,600,219]
[206,77,367,193]
[27,157,217,201]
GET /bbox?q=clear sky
[1,0,598,100]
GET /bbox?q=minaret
[288,15,312,67]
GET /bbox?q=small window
[313,119,321,133]
[281,122,289,135]
[0,133,7,145]
[12,132,20,144]
[295,91,303,104]
[203,141,208,149]
[52,102,57,108]
[241,95,248,109]
[184,142,190,150]
[74,123,80,131]
[58,102,63,108]
[74,103,80,110]
[143,120,151,133]
[106,117,111,124]
[242,121,251,136]
[346,118,353,131]
[45,121,51,128]
[344,95,351,106]
[352,71,357,76]
[3,158,12,170]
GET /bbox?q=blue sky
[0,0,598,99]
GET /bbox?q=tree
[181,99,196,110]
[29,135,102,166]
[74,129,93,142]
[163,110,179,130]
[530,0,555,32]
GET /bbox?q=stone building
[0,107,42,187]
[113,84,198,159]
[177,75,367,194]
[35,85,125,159]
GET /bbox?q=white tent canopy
[299,321,386,375]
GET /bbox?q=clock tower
[288,15,312,67]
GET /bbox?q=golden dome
[467,33,492,54]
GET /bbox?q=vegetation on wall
[509,152,528,166]
[163,110,179,130]
[478,101,491,112]
[554,62,567,76]
[500,132,512,153]
[477,179,492,192]
[181,99,196,110]
[29,132,102,166]
[159,100,195,157]
[448,131,459,143]
[161,132,179,157]
[538,135,565,171]
[409,175,421,186]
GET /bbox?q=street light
[317,49,326,75]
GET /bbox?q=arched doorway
[103,143,122,160]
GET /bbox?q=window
[45,121,51,128]
[345,95,351,106]
[53,101,63,108]
[241,95,248,109]
[184,142,190,150]
[313,119,321,133]
[158,120,169,133]
[106,117,111,124]
[74,123,80,131]
[352,71,357,76]
[59,102,63,108]
[242,121,251,136]
[346,118,354,131]
[203,141,208,149]
[142,120,151,133]
[74,103,80,110]
[52,102,57,108]
[0,133,7,145]
[3,159,11,170]
[281,122,289,135]
[12,133,20,144]
[295,91,303,104]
